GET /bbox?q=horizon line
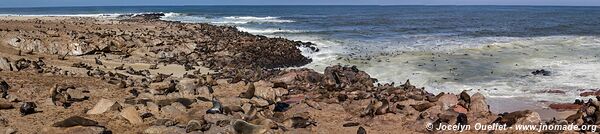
[2,4,600,9]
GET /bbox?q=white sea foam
[161,15,295,24]
[284,34,600,104]
[236,27,304,34]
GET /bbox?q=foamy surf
[161,15,294,24]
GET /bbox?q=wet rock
[87,99,121,114]
[549,103,582,110]
[19,102,37,116]
[233,120,267,134]
[52,116,98,127]
[532,69,551,76]
[120,106,144,125]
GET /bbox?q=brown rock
[120,106,144,125]
[549,103,582,110]
[87,99,121,114]
[468,93,489,114]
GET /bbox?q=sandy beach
[0,15,593,134]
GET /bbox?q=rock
[0,57,12,71]
[19,102,36,116]
[250,98,270,107]
[41,126,107,134]
[160,105,185,118]
[233,120,267,134]
[52,116,98,127]
[87,99,121,114]
[120,106,144,125]
[146,102,160,114]
[549,103,582,110]
[253,80,288,102]
[469,93,488,114]
[4,128,15,134]
[532,69,551,76]
[436,94,458,110]
[452,105,468,114]
[580,91,600,97]
[144,126,188,134]
[203,114,229,124]
[176,79,197,98]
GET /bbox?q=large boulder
[120,106,144,125]
[87,99,121,115]
[253,80,288,102]
[468,93,489,114]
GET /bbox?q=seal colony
[0,14,596,133]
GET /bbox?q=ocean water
[3,6,600,104]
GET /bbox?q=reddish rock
[548,103,582,110]
[580,91,600,97]
[452,105,468,113]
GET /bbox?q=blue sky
[3,0,600,8]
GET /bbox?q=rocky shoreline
[0,16,596,133]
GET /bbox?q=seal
[206,97,223,114]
